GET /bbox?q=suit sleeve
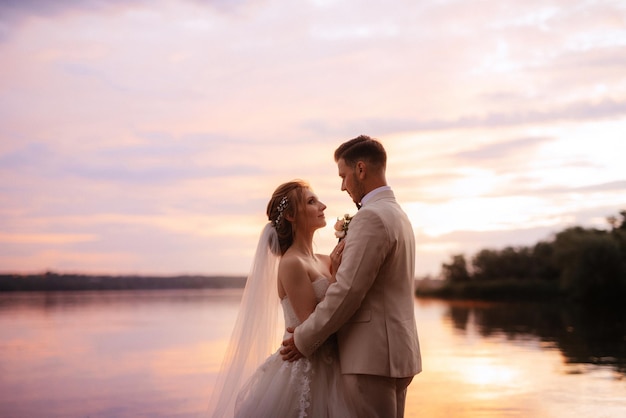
[294,209,389,356]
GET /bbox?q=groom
[281,135,421,417]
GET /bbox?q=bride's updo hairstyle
[267,180,309,255]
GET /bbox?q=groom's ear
[356,161,366,179]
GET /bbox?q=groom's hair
[334,135,387,170]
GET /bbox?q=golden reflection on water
[460,357,520,390]
[403,300,535,417]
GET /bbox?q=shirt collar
[360,185,391,206]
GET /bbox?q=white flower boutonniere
[334,213,354,242]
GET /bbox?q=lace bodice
[280,277,329,329]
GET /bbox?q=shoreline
[0,272,247,292]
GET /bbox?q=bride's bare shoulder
[278,252,308,277]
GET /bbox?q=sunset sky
[1,0,625,277]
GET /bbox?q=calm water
[0,289,624,418]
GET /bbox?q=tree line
[418,210,626,303]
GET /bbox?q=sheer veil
[207,223,282,417]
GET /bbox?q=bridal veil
[207,223,282,417]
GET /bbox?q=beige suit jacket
[294,189,421,378]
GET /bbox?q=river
[0,289,624,417]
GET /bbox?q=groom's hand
[281,327,304,362]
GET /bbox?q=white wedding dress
[234,277,353,418]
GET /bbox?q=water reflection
[0,289,242,311]
[0,290,243,418]
[413,299,626,418]
[445,301,626,376]
[1,291,625,418]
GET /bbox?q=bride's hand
[281,329,304,362]
[330,240,345,276]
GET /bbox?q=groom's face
[337,158,364,205]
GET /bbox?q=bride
[207,180,354,417]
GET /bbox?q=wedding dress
[207,224,353,418]
[235,277,353,418]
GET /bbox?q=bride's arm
[278,256,317,323]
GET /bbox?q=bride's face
[298,189,327,231]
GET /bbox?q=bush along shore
[416,210,626,305]
[0,272,246,292]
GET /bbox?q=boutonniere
[334,213,354,241]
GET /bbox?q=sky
[1,0,625,278]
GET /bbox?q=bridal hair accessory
[272,196,289,227]
[334,213,354,241]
